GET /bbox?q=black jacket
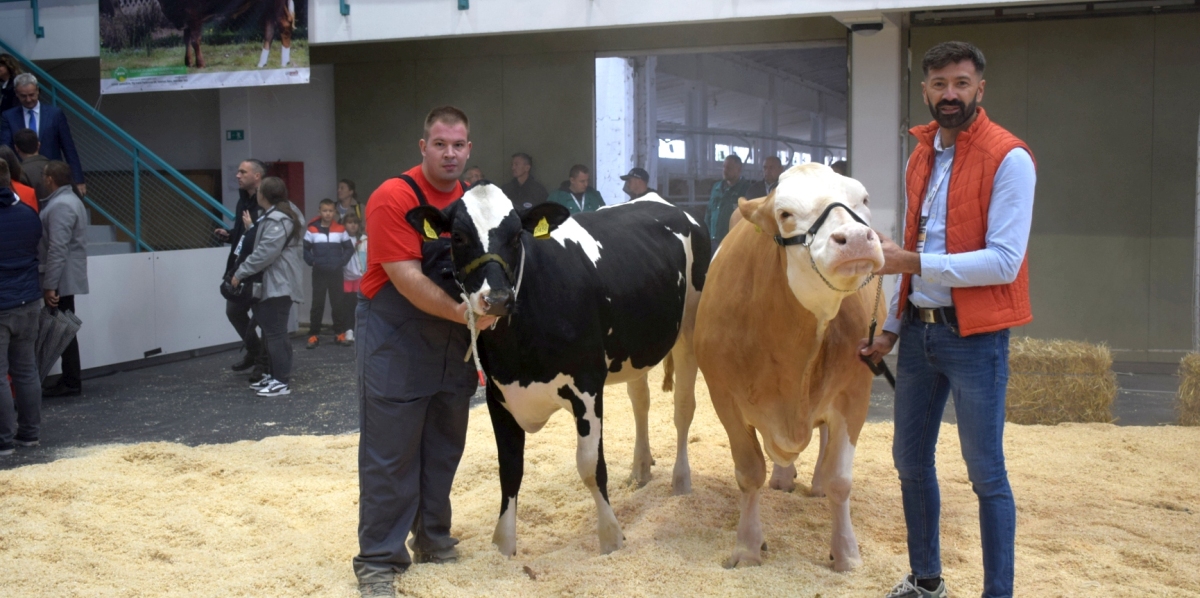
[223,189,263,272]
[0,187,42,310]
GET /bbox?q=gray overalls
[353,176,475,584]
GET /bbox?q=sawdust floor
[2,366,1198,597]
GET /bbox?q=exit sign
[226,130,245,141]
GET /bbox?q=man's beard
[928,96,977,129]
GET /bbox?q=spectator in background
[1,74,85,197]
[0,159,42,457]
[620,167,656,201]
[336,178,362,222]
[462,165,484,186]
[304,199,355,349]
[0,54,21,115]
[39,161,88,398]
[0,145,35,211]
[217,159,267,380]
[501,152,547,210]
[706,154,751,248]
[340,213,366,344]
[745,155,784,199]
[231,176,305,398]
[830,159,848,176]
[547,164,604,215]
[13,128,48,200]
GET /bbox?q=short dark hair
[424,106,470,138]
[512,153,533,168]
[922,41,986,77]
[569,164,589,179]
[0,157,10,188]
[13,128,38,155]
[319,198,336,208]
[45,160,72,187]
[724,154,743,165]
[338,178,356,197]
[343,213,362,225]
[242,158,266,176]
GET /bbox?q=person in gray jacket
[231,176,305,397]
[39,161,88,398]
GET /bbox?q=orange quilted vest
[898,108,1035,336]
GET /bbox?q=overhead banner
[99,0,309,94]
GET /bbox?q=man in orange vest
[860,41,1035,598]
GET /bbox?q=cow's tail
[661,353,675,393]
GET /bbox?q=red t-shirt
[14,182,37,213]
[361,165,465,300]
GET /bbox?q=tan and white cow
[695,162,885,571]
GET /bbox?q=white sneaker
[257,380,291,397]
[249,374,275,390]
[345,329,355,342]
[884,575,948,598]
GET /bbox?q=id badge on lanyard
[916,159,953,253]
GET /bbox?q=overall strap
[396,174,429,206]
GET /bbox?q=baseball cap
[620,167,650,182]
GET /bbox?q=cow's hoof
[722,548,763,569]
[598,520,623,554]
[671,474,692,496]
[492,520,516,557]
[769,464,797,492]
[769,477,797,492]
[807,481,827,498]
[831,552,862,572]
[626,466,652,488]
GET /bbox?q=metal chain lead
[805,248,876,294]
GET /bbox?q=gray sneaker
[412,546,459,564]
[358,580,396,598]
[885,575,948,598]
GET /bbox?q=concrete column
[595,57,635,205]
[633,56,658,191]
[846,12,904,241]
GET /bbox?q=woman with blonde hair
[0,54,23,114]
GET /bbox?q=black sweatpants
[253,296,293,384]
[225,298,265,364]
[309,268,348,336]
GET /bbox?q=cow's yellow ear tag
[533,217,550,239]
[423,219,438,240]
[754,224,763,233]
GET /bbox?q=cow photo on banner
[98,0,309,94]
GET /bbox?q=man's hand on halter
[875,232,922,276]
[456,302,498,330]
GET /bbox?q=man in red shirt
[353,106,497,598]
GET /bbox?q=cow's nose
[483,289,512,313]
[831,232,848,246]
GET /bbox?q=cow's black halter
[773,202,876,294]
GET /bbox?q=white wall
[595,57,634,206]
[311,0,1054,45]
[0,0,98,60]
[219,64,337,222]
[74,249,241,370]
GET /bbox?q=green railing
[0,36,234,252]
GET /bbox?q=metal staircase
[0,37,233,252]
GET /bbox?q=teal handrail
[0,36,232,221]
[0,1,44,39]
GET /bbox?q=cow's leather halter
[771,201,895,387]
[459,237,528,380]
[773,201,876,294]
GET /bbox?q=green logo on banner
[114,67,128,82]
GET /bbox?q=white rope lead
[462,243,525,384]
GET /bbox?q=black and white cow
[407,183,710,556]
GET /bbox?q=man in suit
[1,73,85,197]
[39,161,89,397]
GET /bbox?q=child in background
[303,199,355,348]
[340,213,366,343]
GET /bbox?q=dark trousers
[253,297,293,384]
[0,301,42,448]
[226,298,264,363]
[56,295,81,387]
[309,268,348,336]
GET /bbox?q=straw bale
[1006,337,1117,425]
[1177,353,1200,426]
[3,368,1200,597]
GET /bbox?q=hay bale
[1006,337,1116,425]
[1177,353,1200,426]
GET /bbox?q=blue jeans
[893,317,1015,598]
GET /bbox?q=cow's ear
[739,194,779,235]
[521,202,571,239]
[405,205,450,241]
